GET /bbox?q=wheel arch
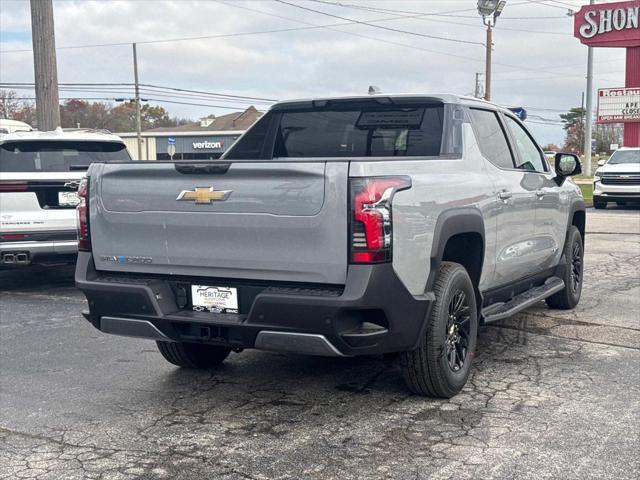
[427,208,486,311]
[568,200,586,242]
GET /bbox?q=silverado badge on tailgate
[176,186,232,204]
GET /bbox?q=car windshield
[0,140,131,172]
[608,150,640,165]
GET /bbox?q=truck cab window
[503,115,547,173]
[469,108,514,169]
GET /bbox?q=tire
[156,341,231,369]
[593,196,607,209]
[545,226,583,310]
[400,262,478,398]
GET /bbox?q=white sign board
[597,87,640,123]
[610,143,619,151]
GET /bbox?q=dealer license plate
[58,191,80,206]
[191,285,238,313]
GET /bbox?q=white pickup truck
[75,94,585,397]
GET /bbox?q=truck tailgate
[89,161,348,284]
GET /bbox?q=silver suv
[0,129,130,267]
[75,94,585,398]
[593,147,640,209]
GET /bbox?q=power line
[0,82,277,103]
[0,24,368,54]
[218,0,494,65]
[13,96,264,111]
[308,0,573,35]
[221,0,574,77]
[524,0,576,12]
[303,1,510,33]
[0,1,489,54]
[141,84,277,102]
[273,0,484,46]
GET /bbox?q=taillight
[0,181,28,192]
[0,233,26,240]
[349,176,411,264]
[76,177,91,251]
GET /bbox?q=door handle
[536,190,545,198]
[498,191,512,200]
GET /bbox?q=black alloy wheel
[444,290,471,373]
[570,239,583,294]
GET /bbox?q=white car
[593,147,640,209]
[0,119,33,134]
[0,128,130,267]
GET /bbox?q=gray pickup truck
[75,94,585,398]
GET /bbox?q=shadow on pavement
[0,263,76,291]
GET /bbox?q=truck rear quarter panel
[349,124,497,297]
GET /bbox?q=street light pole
[477,1,506,102]
[132,43,142,161]
[485,24,493,101]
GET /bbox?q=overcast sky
[0,0,629,145]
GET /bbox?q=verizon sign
[574,0,640,48]
[597,88,640,123]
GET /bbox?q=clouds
[0,0,628,145]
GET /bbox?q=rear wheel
[546,226,583,310]
[156,341,231,369]
[400,262,478,398]
[593,196,607,209]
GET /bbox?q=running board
[482,276,565,323]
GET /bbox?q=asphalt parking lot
[1,207,639,480]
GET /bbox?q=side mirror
[555,153,581,181]
[598,159,606,167]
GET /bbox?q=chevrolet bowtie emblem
[176,187,232,204]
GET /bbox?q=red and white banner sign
[597,87,640,123]
[574,0,640,48]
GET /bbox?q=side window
[223,113,272,159]
[469,108,514,169]
[503,115,546,173]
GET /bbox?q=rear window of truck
[0,141,131,172]
[226,104,444,159]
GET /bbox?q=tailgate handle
[175,163,231,175]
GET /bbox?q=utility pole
[485,25,493,101]
[30,0,60,130]
[132,43,142,160]
[583,0,595,176]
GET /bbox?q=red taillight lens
[349,176,411,264]
[76,177,91,251]
[0,181,28,192]
[0,233,26,240]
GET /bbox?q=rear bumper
[0,238,77,265]
[75,252,433,356]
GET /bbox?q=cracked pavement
[1,207,639,479]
